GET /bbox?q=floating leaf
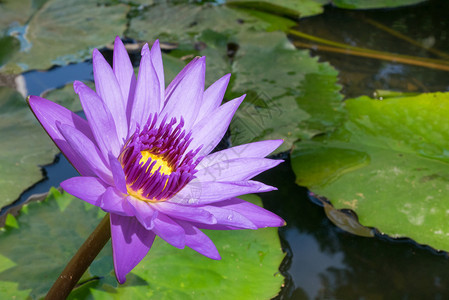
[0,190,284,299]
[228,31,344,152]
[227,0,328,18]
[127,3,277,44]
[0,0,49,31]
[0,188,105,299]
[332,0,427,9]
[0,87,59,208]
[2,0,129,73]
[0,36,20,67]
[292,92,449,251]
[128,3,344,153]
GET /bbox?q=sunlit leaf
[332,0,427,9]
[228,31,344,153]
[227,0,328,18]
[0,188,105,299]
[2,0,129,73]
[0,190,284,299]
[292,92,449,251]
[127,3,278,44]
[0,88,59,208]
[0,0,49,31]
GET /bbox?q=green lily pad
[0,188,105,299]
[0,0,48,31]
[128,3,345,153]
[191,29,344,153]
[0,36,20,67]
[0,189,284,299]
[127,3,270,44]
[291,92,449,251]
[226,0,328,18]
[2,0,129,73]
[332,0,427,9]
[228,31,344,153]
[0,87,59,208]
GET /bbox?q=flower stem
[45,213,111,300]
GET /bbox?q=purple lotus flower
[28,37,285,283]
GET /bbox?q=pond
[1,0,449,299]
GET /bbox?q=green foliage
[127,3,345,153]
[226,0,327,18]
[0,87,58,208]
[332,0,427,9]
[228,31,344,152]
[292,93,449,251]
[0,190,284,299]
[1,0,129,73]
[0,188,105,299]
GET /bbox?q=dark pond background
[10,0,449,298]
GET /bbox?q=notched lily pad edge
[0,187,61,228]
[307,191,449,256]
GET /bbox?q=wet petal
[152,212,185,249]
[129,43,161,135]
[176,220,220,260]
[170,180,276,205]
[27,95,96,176]
[195,73,231,123]
[187,95,244,158]
[113,36,136,112]
[202,205,257,229]
[195,158,283,182]
[110,214,155,284]
[57,122,112,184]
[152,201,216,224]
[93,49,128,141]
[213,198,285,228]
[60,176,107,207]
[74,81,121,158]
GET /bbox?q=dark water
[259,162,449,299]
[10,0,449,299]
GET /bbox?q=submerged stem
[288,29,449,68]
[45,213,111,300]
[292,41,449,72]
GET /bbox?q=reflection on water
[286,229,346,299]
[23,61,93,96]
[258,162,449,299]
[293,0,449,98]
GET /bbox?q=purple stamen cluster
[119,113,202,201]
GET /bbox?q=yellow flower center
[126,151,173,202]
[139,151,173,176]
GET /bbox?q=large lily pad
[1,0,129,73]
[226,0,328,18]
[129,3,344,153]
[0,87,59,209]
[0,189,284,299]
[0,0,48,31]
[228,31,344,153]
[291,92,449,251]
[127,3,271,44]
[332,0,427,9]
[0,188,106,299]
